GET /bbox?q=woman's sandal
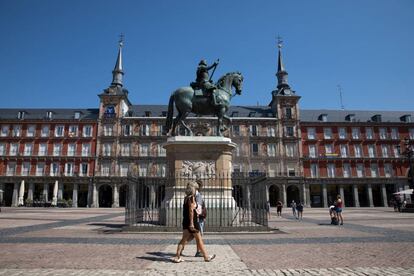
[204,254,216,262]
[172,257,184,263]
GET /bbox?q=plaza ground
[1,207,414,275]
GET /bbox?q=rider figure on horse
[191,59,219,106]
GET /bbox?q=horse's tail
[164,93,175,135]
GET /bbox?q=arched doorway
[99,184,113,208]
[119,185,128,207]
[232,185,244,207]
[268,185,280,207]
[286,185,300,206]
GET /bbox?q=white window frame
[68,125,78,137]
[343,163,351,178]
[50,163,59,176]
[1,125,9,137]
[327,163,335,178]
[352,127,360,139]
[0,143,5,155]
[64,163,74,176]
[384,163,393,178]
[356,164,364,178]
[354,144,362,158]
[53,144,61,156]
[36,163,45,176]
[23,143,33,156]
[370,164,379,177]
[67,143,76,156]
[381,145,389,158]
[310,163,318,178]
[81,143,90,157]
[103,143,112,156]
[21,162,30,176]
[379,128,387,140]
[309,144,317,158]
[83,125,92,137]
[368,144,376,158]
[338,127,346,139]
[6,162,16,176]
[80,163,89,176]
[391,128,399,140]
[323,128,332,139]
[9,143,18,156]
[55,125,65,137]
[41,125,50,137]
[340,144,348,157]
[12,125,21,137]
[307,127,316,139]
[26,125,36,137]
[365,127,374,139]
[325,144,333,155]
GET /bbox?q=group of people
[329,195,344,225]
[290,200,304,220]
[173,180,215,263]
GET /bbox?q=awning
[393,189,414,195]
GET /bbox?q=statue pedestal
[161,136,238,229]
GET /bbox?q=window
[365,127,373,139]
[123,124,132,136]
[409,128,414,140]
[36,163,45,176]
[310,164,318,178]
[381,145,389,158]
[327,163,335,178]
[393,145,400,157]
[354,144,362,157]
[83,125,92,137]
[12,125,21,137]
[53,144,61,156]
[140,144,149,156]
[74,112,81,119]
[158,144,166,157]
[267,126,275,137]
[139,163,147,177]
[0,143,5,155]
[307,128,316,139]
[1,125,9,137]
[41,125,49,137]
[356,164,364,177]
[80,163,89,176]
[55,125,64,137]
[319,114,328,122]
[288,167,296,177]
[68,125,78,137]
[379,128,387,139]
[351,127,360,139]
[7,162,16,176]
[67,144,76,156]
[285,107,292,119]
[38,143,47,156]
[17,111,25,120]
[23,144,33,156]
[343,163,351,178]
[120,163,129,177]
[250,125,258,136]
[46,111,53,119]
[323,128,332,139]
[368,144,376,158]
[251,143,259,156]
[64,163,74,176]
[338,127,346,139]
[384,163,393,177]
[391,128,399,140]
[309,145,317,158]
[9,143,18,156]
[370,164,379,177]
[286,144,296,157]
[267,143,276,157]
[325,144,333,154]
[232,125,240,136]
[285,126,294,137]
[103,143,112,156]
[81,143,90,157]
[121,143,131,156]
[160,164,166,177]
[103,125,113,136]
[26,125,36,137]
[340,144,348,157]
[50,163,59,176]
[101,163,111,176]
[141,124,150,136]
[21,162,30,176]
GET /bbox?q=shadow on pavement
[136,251,176,263]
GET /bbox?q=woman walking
[173,182,216,263]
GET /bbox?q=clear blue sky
[1,0,413,111]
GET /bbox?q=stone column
[301,183,307,206]
[43,183,49,202]
[404,184,411,203]
[339,186,345,208]
[18,180,25,206]
[92,183,98,208]
[353,184,360,207]
[58,182,63,200]
[112,184,119,208]
[322,183,328,208]
[51,180,58,206]
[305,183,311,208]
[381,184,388,207]
[72,183,78,208]
[0,183,4,205]
[28,183,34,201]
[367,184,374,207]
[12,182,19,207]
[282,183,287,208]
[265,184,270,202]
[87,181,93,207]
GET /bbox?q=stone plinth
[161,136,238,228]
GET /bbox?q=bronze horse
[164,72,243,136]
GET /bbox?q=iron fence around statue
[125,173,269,232]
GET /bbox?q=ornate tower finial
[276,35,289,89]
[111,34,124,87]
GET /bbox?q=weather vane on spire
[119,33,124,47]
[277,35,283,49]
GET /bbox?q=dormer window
[400,115,412,123]
[248,111,256,117]
[231,111,239,117]
[46,111,53,120]
[345,114,356,122]
[318,114,328,122]
[17,111,26,120]
[145,111,151,117]
[371,114,382,122]
[74,112,81,119]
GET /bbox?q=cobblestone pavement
[1,207,414,275]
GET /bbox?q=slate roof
[0,108,99,121]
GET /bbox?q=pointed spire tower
[274,37,294,95]
[111,35,124,87]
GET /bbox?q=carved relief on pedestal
[190,122,211,136]
[181,160,215,177]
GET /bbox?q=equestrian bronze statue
[164,62,243,136]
